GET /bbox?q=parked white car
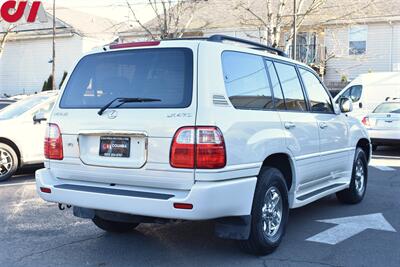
[362,99,400,151]
[36,36,370,255]
[0,91,58,181]
[334,72,400,120]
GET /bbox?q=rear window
[60,48,193,109]
[373,103,400,114]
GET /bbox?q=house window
[349,25,367,55]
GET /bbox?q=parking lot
[1,147,399,267]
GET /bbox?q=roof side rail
[207,34,288,57]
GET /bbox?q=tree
[42,75,54,91]
[59,71,68,89]
[235,0,376,49]
[0,22,15,57]
[125,0,205,40]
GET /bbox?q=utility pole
[52,0,56,90]
[292,0,297,60]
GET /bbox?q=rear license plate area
[99,136,130,158]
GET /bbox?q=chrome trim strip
[295,147,354,161]
[78,130,148,137]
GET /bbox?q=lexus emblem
[108,110,118,119]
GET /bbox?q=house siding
[0,35,84,96]
[324,22,400,83]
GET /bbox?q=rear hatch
[368,102,400,130]
[369,113,400,129]
[49,42,198,190]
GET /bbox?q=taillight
[109,41,160,49]
[170,126,226,169]
[362,117,370,127]
[44,123,63,160]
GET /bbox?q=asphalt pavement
[1,147,399,267]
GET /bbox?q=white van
[334,72,400,120]
[36,35,370,255]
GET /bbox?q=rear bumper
[36,168,257,220]
[371,138,400,146]
[368,129,400,142]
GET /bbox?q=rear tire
[336,147,368,204]
[240,167,289,255]
[0,143,19,182]
[92,216,139,233]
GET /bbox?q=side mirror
[33,112,47,124]
[339,97,353,113]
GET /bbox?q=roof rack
[385,97,400,101]
[207,35,288,57]
[162,35,288,57]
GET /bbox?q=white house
[0,7,118,96]
[118,0,400,89]
[324,21,400,83]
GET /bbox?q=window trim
[271,60,311,113]
[220,50,334,114]
[297,66,335,115]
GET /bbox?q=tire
[92,216,139,233]
[336,147,368,204]
[0,143,19,182]
[240,167,289,255]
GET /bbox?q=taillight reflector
[170,126,226,169]
[173,203,193,210]
[110,41,160,49]
[40,187,52,194]
[44,123,64,160]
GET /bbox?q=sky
[43,0,156,23]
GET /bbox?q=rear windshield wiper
[98,97,161,116]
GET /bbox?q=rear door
[267,60,321,188]
[298,67,350,181]
[50,43,198,190]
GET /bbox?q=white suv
[36,36,370,255]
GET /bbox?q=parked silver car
[362,99,400,151]
[0,99,16,110]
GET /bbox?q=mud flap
[73,206,95,219]
[214,216,251,240]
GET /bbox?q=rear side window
[60,48,193,109]
[222,51,274,110]
[299,68,333,113]
[274,62,307,111]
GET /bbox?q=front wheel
[0,143,19,182]
[92,216,139,233]
[240,167,289,255]
[336,147,368,204]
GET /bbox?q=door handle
[284,122,296,129]
[319,122,328,129]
